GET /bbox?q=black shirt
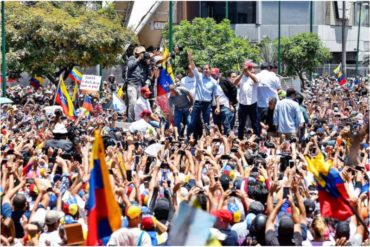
[261,108,276,132]
[265,230,303,246]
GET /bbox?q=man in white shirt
[234,61,259,140]
[256,63,281,135]
[39,210,64,246]
[212,82,233,135]
[134,87,160,123]
[180,64,196,98]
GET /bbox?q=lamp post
[341,1,347,76]
[169,0,173,52]
[278,1,282,75]
[225,0,229,19]
[1,1,6,97]
[355,2,362,78]
[309,1,313,81]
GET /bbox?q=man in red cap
[134,87,160,123]
[234,61,259,140]
[211,209,238,246]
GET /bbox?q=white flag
[112,93,126,113]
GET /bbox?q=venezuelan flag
[30,76,45,89]
[55,77,76,120]
[157,47,175,117]
[305,153,353,221]
[117,85,124,99]
[82,95,94,113]
[72,83,79,105]
[86,131,122,245]
[333,63,346,86]
[68,68,83,84]
[333,63,341,75]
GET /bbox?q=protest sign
[80,75,102,95]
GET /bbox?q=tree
[163,18,260,74]
[280,32,331,88]
[5,2,137,82]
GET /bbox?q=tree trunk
[298,72,305,89]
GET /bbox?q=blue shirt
[193,68,217,102]
[273,98,304,134]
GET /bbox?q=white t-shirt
[134,96,152,121]
[256,70,281,108]
[238,75,258,105]
[39,230,63,246]
[180,76,196,97]
[107,227,152,246]
[212,84,230,108]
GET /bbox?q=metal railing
[315,64,370,77]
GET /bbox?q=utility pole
[355,2,362,78]
[169,0,173,52]
[1,1,6,97]
[225,0,229,19]
[341,1,347,76]
[278,1,281,75]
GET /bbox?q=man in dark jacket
[125,46,151,122]
[219,71,238,129]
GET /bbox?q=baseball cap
[141,215,156,230]
[153,198,170,223]
[140,87,151,96]
[335,222,350,239]
[126,205,141,220]
[278,215,294,237]
[134,46,146,54]
[140,109,152,118]
[211,209,233,224]
[45,210,64,225]
[211,68,220,76]
[244,61,253,69]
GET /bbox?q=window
[354,2,370,27]
[262,1,310,25]
[200,1,257,24]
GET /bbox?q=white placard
[80,75,102,92]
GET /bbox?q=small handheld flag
[333,63,347,86]
[30,76,45,89]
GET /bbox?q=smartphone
[126,170,132,181]
[214,176,219,182]
[220,154,230,160]
[289,160,295,169]
[191,147,196,156]
[283,187,290,199]
[135,155,140,165]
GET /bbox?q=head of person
[12,193,27,211]
[211,209,233,230]
[311,216,329,241]
[126,205,142,228]
[140,110,152,121]
[140,87,151,99]
[211,68,220,80]
[260,62,270,71]
[250,214,267,244]
[202,64,211,78]
[185,64,194,77]
[134,46,146,58]
[295,93,304,105]
[108,74,115,83]
[286,88,297,100]
[227,71,238,83]
[335,221,350,240]
[169,84,178,96]
[277,215,295,245]
[45,210,64,232]
[268,97,277,110]
[243,61,253,75]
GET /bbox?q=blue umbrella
[0,97,13,105]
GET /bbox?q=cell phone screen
[283,187,290,199]
[126,170,132,181]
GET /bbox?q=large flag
[55,77,76,120]
[157,47,175,117]
[112,93,126,113]
[86,131,122,245]
[333,63,346,86]
[30,76,45,89]
[305,153,353,220]
[68,68,83,84]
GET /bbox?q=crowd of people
[0,45,369,246]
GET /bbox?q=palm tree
[362,54,370,67]
[259,38,278,66]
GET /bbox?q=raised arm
[187,50,196,71]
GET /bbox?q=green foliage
[163,18,260,74]
[280,32,331,86]
[5,2,137,80]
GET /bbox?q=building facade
[116,1,369,66]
